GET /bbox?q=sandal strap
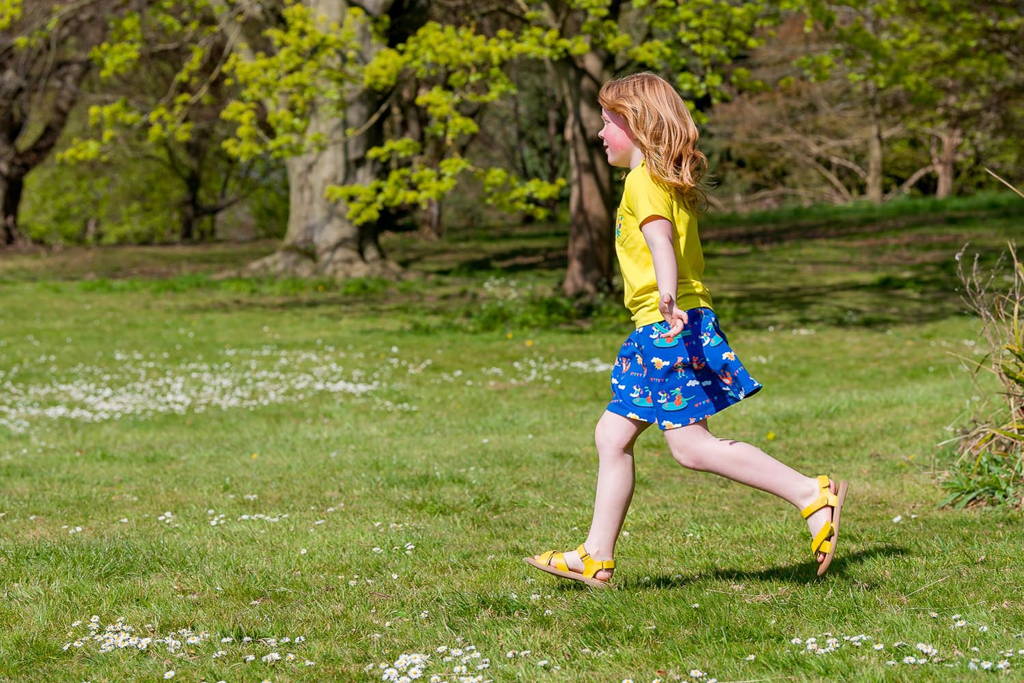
[576,544,615,578]
[537,550,570,572]
[810,520,834,554]
[800,475,838,519]
[551,552,569,572]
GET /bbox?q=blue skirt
[606,307,763,430]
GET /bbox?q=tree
[0,0,123,246]
[67,0,563,276]
[491,0,780,296]
[799,0,1024,200]
[58,5,277,243]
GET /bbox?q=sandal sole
[523,557,613,589]
[816,480,848,577]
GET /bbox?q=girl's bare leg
[662,418,834,562]
[560,411,650,580]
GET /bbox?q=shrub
[941,241,1024,508]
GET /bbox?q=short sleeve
[625,167,674,227]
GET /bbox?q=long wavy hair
[598,72,708,212]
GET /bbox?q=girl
[524,73,849,588]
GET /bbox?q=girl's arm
[641,217,689,337]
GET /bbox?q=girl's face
[598,108,639,168]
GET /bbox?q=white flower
[164,672,175,679]
[689,670,705,678]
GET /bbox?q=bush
[454,276,624,332]
[941,241,1024,509]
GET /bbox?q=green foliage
[21,157,180,245]
[942,240,1024,509]
[90,12,143,79]
[221,3,363,161]
[0,0,22,30]
[446,276,623,333]
[940,428,1024,509]
[798,0,1023,124]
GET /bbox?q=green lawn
[1,195,1023,681]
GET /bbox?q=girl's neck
[628,151,645,170]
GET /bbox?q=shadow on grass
[542,545,907,592]
[414,246,567,276]
[714,263,966,329]
[154,197,1021,331]
[703,200,1024,246]
[698,544,907,585]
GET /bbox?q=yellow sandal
[523,543,615,589]
[801,475,849,576]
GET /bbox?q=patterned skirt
[606,307,763,430]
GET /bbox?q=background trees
[711,0,1024,207]
[2,0,1021,294]
[0,0,125,245]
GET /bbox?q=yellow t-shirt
[614,160,713,327]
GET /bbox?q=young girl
[524,73,849,588]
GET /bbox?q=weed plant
[942,242,1024,508]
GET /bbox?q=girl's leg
[662,418,834,562]
[560,410,650,580]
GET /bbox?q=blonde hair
[598,72,708,212]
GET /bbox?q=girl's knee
[668,439,709,470]
[667,444,708,471]
[594,422,633,457]
[664,421,713,470]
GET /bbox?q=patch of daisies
[367,641,495,682]
[790,613,1021,672]
[0,346,383,432]
[62,615,315,673]
[1,342,612,433]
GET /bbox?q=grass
[1,194,1024,681]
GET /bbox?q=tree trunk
[244,0,404,279]
[866,119,883,204]
[418,199,443,240]
[246,98,398,278]
[180,172,200,242]
[560,51,615,297]
[1,175,27,246]
[934,127,961,199]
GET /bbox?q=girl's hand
[659,293,688,338]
